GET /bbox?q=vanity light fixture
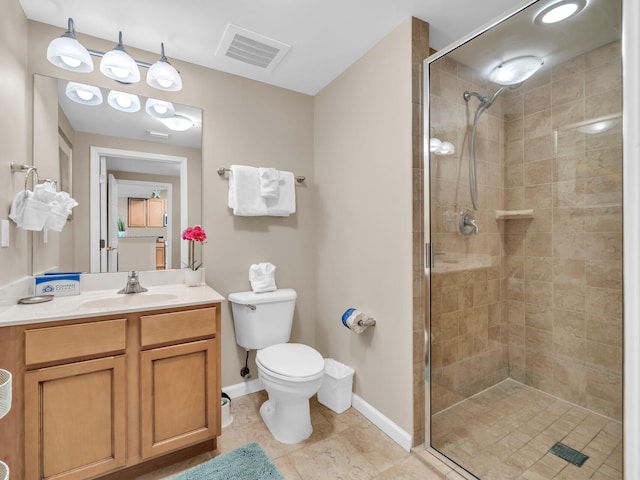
[107,90,141,113]
[534,0,587,25]
[147,43,183,91]
[65,81,103,106]
[100,31,140,84]
[159,114,194,131]
[489,55,544,86]
[145,98,175,119]
[47,18,183,91]
[46,18,94,72]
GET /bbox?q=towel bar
[217,167,305,184]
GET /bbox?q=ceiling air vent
[216,25,291,71]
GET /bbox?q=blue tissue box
[35,273,81,297]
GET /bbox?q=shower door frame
[421,0,640,477]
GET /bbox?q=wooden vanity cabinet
[21,303,221,480]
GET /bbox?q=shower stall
[424,0,624,478]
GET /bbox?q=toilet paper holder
[357,316,376,327]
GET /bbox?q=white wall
[314,18,415,434]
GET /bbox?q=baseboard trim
[222,378,264,399]
[352,394,413,452]
[221,381,413,452]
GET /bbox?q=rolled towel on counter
[249,262,277,293]
[258,167,280,199]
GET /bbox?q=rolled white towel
[258,168,280,199]
[249,262,277,293]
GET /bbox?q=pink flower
[182,225,207,242]
[182,226,207,270]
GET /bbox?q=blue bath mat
[173,443,284,480]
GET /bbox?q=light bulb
[116,96,132,109]
[76,89,94,101]
[157,78,174,89]
[61,55,82,68]
[109,66,130,80]
[153,104,168,115]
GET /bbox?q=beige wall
[3,4,421,440]
[314,18,415,433]
[0,1,30,284]
[25,20,316,390]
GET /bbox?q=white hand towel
[249,263,277,293]
[9,191,27,227]
[265,171,296,217]
[228,165,268,216]
[33,182,57,203]
[20,196,52,231]
[258,168,280,199]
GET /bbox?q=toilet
[228,288,325,444]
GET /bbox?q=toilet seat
[256,343,324,381]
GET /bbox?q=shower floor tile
[431,379,622,479]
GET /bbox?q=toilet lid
[256,343,324,379]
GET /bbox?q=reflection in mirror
[32,74,202,274]
[426,0,622,478]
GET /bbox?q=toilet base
[260,398,312,444]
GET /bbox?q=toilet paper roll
[341,308,374,334]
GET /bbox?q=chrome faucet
[118,271,148,294]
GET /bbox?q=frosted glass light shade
[65,82,103,105]
[160,114,193,131]
[47,35,93,72]
[100,33,140,84]
[107,90,141,113]
[147,59,182,91]
[489,56,544,86]
[534,0,586,25]
[145,98,175,118]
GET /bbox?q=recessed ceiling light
[534,0,587,25]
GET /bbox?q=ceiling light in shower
[577,119,619,135]
[489,56,544,86]
[534,0,587,25]
[65,82,103,106]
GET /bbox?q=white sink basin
[80,293,178,309]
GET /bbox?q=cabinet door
[140,339,218,459]
[147,198,166,227]
[25,356,126,480]
[128,198,146,227]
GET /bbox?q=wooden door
[24,356,126,480]
[140,340,218,459]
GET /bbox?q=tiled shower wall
[429,55,509,413]
[503,40,622,420]
[429,41,622,420]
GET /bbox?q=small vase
[118,231,126,238]
[184,269,202,287]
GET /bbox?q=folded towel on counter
[228,165,268,216]
[258,168,280,199]
[265,171,296,217]
[249,263,277,293]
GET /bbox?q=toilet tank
[228,288,297,350]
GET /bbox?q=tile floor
[136,390,448,480]
[431,379,623,479]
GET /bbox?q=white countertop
[0,271,225,327]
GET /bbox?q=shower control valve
[459,209,479,236]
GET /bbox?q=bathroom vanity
[0,278,224,480]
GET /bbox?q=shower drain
[549,442,589,467]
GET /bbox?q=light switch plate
[0,219,9,247]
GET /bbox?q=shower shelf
[495,209,534,220]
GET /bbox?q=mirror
[32,74,202,274]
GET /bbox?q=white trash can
[317,358,355,414]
